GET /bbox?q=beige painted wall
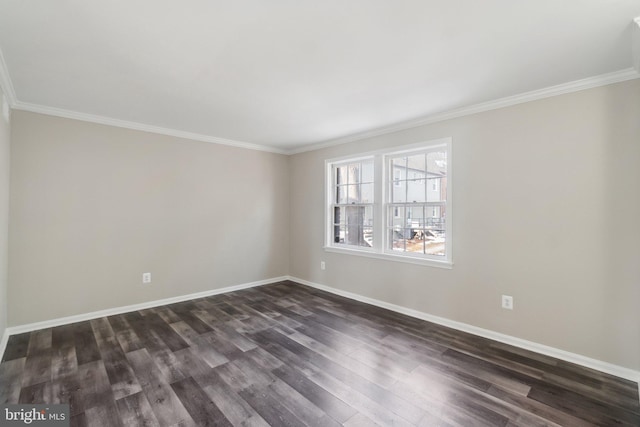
[289,79,640,371]
[0,87,9,339]
[8,111,290,325]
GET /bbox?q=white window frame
[324,138,452,269]
[327,156,376,252]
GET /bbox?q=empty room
[0,1,639,426]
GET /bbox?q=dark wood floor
[0,281,638,426]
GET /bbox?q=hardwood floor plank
[343,412,382,427]
[116,328,144,354]
[272,364,357,423]
[194,368,270,427]
[238,384,307,427]
[96,335,142,400]
[242,346,283,371]
[126,348,194,426]
[69,412,87,427]
[50,375,82,415]
[73,360,112,414]
[149,348,188,384]
[174,346,225,376]
[51,324,76,349]
[27,329,52,356]
[2,333,30,362]
[115,391,161,427]
[51,345,78,380]
[171,376,233,427]
[175,310,214,335]
[123,313,169,354]
[308,367,416,427]
[125,348,166,388]
[153,306,183,324]
[268,378,342,427]
[144,313,190,352]
[287,327,408,391]
[73,323,101,365]
[193,329,243,360]
[106,314,129,333]
[0,357,26,403]
[90,318,115,341]
[21,349,52,387]
[212,323,258,352]
[84,400,124,427]
[18,380,51,404]
[528,381,640,426]
[485,385,594,427]
[169,320,200,345]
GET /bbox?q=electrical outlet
[501,295,513,310]
[142,272,151,284]
[320,261,326,270]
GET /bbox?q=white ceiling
[0,1,639,153]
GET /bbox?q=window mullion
[372,154,383,253]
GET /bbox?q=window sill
[323,246,453,269]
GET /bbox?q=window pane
[337,184,374,204]
[360,183,374,203]
[392,181,406,202]
[333,206,346,226]
[348,163,360,184]
[363,227,373,246]
[390,228,406,252]
[361,161,374,183]
[391,157,407,174]
[425,206,446,256]
[336,165,348,186]
[407,179,426,203]
[337,185,349,204]
[406,153,426,177]
[405,233,425,253]
[389,205,404,227]
[344,206,372,247]
[427,151,447,202]
[427,151,447,175]
[406,205,424,229]
[363,205,374,228]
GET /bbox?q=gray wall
[8,111,290,325]
[5,80,639,371]
[0,87,9,340]
[289,79,640,371]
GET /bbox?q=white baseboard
[288,276,640,384]
[2,274,638,389]
[2,276,288,342]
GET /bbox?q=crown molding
[13,101,289,155]
[0,46,17,106]
[4,63,639,156]
[289,67,640,155]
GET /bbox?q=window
[387,149,447,257]
[325,139,452,268]
[330,158,375,248]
